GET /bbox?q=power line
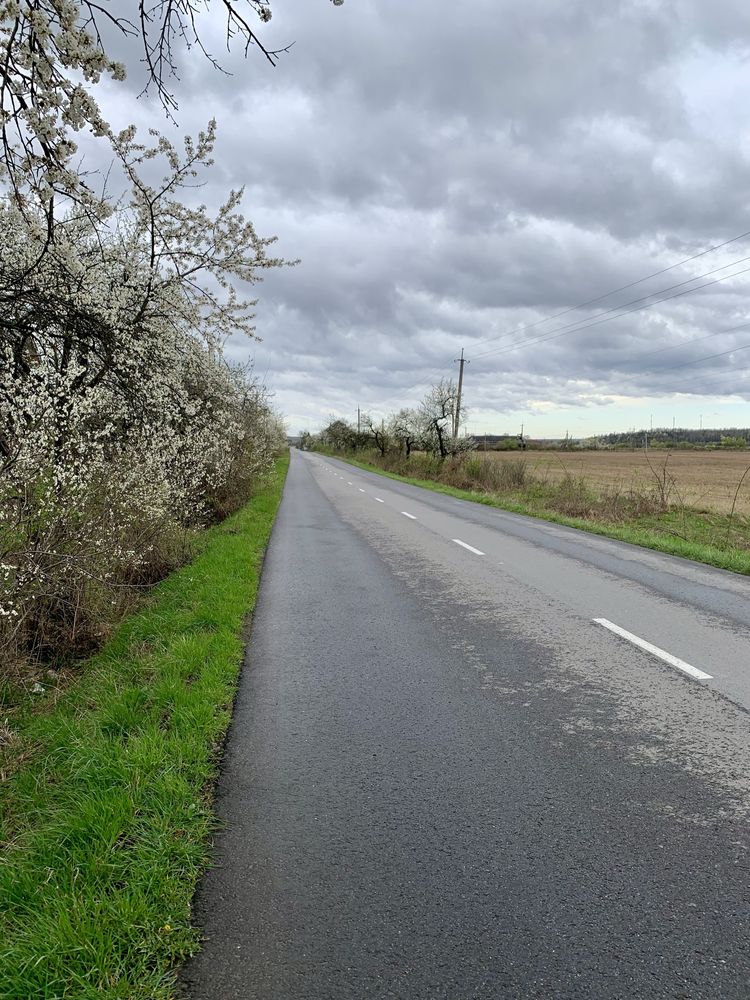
[542,318,750,398]
[470,261,750,364]
[382,229,750,411]
[468,340,750,417]
[466,227,750,356]
[472,254,750,361]
[601,325,750,390]
[381,357,456,409]
[620,344,750,392]
[667,364,750,395]
[616,318,750,366]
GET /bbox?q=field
[484,449,750,514]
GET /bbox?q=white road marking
[359,488,366,493]
[347,481,353,485]
[401,511,416,519]
[453,538,485,556]
[374,497,384,503]
[593,618,713,681]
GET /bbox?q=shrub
[0,127,289,676]
[497,458,529,490]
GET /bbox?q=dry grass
[482,449,750,514]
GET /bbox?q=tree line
[300,379,475,459]
[0,2,312,670]
[599,428,750,448]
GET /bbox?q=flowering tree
[0,0,343,212]
[389,408,420,457]
[0,0,309,671]
[419,379,457,459]
[0,122,289,668]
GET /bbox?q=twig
[724,464,750,550]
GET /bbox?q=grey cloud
[84,0,750,431]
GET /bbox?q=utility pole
[357,407,361,435]
[453,348,469,440]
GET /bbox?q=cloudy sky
[91,0,750,437]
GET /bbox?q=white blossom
[0,124,289,666]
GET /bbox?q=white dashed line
[374,497,384,503]
[453,539,484,556]
[359,488,366,493]
[401,511,416,519]
[593,618,712,681]
[347,481,353,485]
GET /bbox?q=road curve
[181,449,750,999]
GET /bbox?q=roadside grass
[325,452,750,575]
[0,454,288,1000]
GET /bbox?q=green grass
[329,452,750,575]
[0,454,288,1000]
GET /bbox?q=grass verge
[0,454,289,1000]
[327,452,750,576]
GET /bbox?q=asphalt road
[181,449,750,999]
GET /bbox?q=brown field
[484,449,750,514]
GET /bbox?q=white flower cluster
[0,0,286,205]
[0,0,124,205]
[0,125,289,668]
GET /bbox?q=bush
[0,129,289,677]
[497,458,529,490]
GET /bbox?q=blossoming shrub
[0,128,288,673]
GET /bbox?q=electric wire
[470,262,750,364]
[385,230,750,413]
[389,230,750,399]
[464,227,750,355]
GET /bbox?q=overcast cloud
[91,0,750,436]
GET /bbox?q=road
[181,449,750,999]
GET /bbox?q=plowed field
[485,449,750,513]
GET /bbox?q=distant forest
[597,428,749,448]
[475,429,750,450]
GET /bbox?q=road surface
[182,449,750,999]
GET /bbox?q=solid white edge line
[401,511,416,519]
[452,538,485,556]
[374,497,384,503]
[593,618,712,681]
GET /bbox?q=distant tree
[319,418,356,452]
[389,408,420,457]
[492,437,520,451]
[419,380,456,459]
[362,414,391,457]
